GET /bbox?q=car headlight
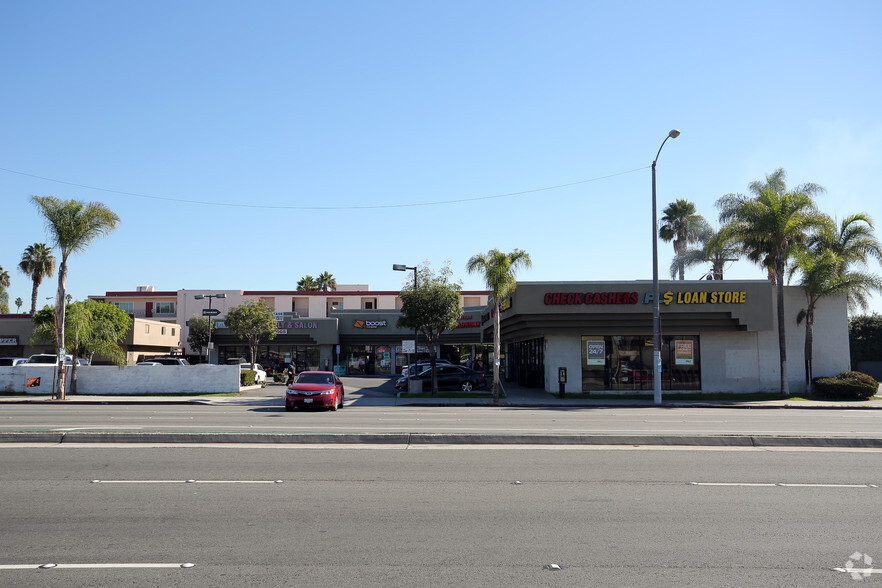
[318,389,335,395]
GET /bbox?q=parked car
[145,357,190,366]
[239,363,267,385]
[285,371,344,411]
[401,358,453,378]
[135,361,163,366]
[24,354,88,366]
[396,365,488,392]
[0,357,29,366]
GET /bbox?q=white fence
[0,365,240,395]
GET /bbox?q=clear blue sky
[3,1,881,314]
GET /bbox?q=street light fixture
[393,264,419,372]
[651,129,680,405]
[195,293,226,364]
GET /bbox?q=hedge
[813,371,879,400]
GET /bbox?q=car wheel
[330,393,337,411]
[338,393,344,409]
[461,381,474,392]
[285,404,294,412]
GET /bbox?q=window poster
[674,340,694,365]
[585,340,605,365]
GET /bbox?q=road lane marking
[690,482,878,488]
[90,480,283,484]
[0,563,194,570]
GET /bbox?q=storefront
[212,313,340,373]
[334,309,486,375]
[493,280,850,395]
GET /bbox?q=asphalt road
[1,446,880,587]
[3,402,882,442]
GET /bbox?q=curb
[1,431,881,448]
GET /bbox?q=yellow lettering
[662,291,674,306]
[699,292,707,304]
[740,291,746,303]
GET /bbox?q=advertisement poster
[674,340,694,365]
[585,340,605,365]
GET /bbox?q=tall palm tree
[316,271,337,292]
[18,243,56,315]
[658,199,705,280]
[15,297,23,313]
[791,248,882,389]
[806,213,882,313]
[31,196,120,400]
[720,168,826,284]
[0,266,9,314]
[669,219,742,280]
[466,248,532,403]
[297,275,318,291]
[718,184,827,395]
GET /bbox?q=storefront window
[506,338,545,388]
[581,335,701,392]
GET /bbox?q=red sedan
[285,371,344,411]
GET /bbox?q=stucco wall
[0,365,240,395]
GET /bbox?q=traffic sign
[203,308,220,316]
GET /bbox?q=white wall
[0,365,240,395]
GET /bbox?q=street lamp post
[651,129,680,405]
[195,293,226,364]
[393,264,419,373]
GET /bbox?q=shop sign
[674,340,694,365]
[545,292,639,305]
[455,314,481,329]
[585,340,605,365]
[354,319,387,329]
[648,291,748,305]
[0,336,18,346]
[277,320,319,329]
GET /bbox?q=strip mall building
[494,280,850,394]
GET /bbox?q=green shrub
[813,371,879,400]
[240,370,256,386]
[273,372,287,383]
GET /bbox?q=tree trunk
[804,305,814,393]
[428,339,438,396]
[492,299,501,403]
[775,255,788,396]
[29,277,40,315]
[55,258,69,401]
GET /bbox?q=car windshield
[295,373,335,385]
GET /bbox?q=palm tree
[316,271,337,292]
[466,248,532,403]
[15,297,23,313]
[806,213,882,313]
[669,219,742,280]
[31,196,120,400]
[791,247,882,389]
[720,168,826,284]
[659,199,705,280]
[718,181,828,395]
[297,275,318,291]
[0,266,9,314]
[18,243,56,315]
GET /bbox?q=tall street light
[195,293,226,364]
[393,264,419,372]
[651,129,680,405]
